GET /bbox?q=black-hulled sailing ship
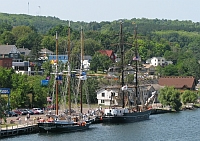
[38,26,91,133]
[102,22,151,123]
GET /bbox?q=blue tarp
[41,80,49,86]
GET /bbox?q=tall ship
[38,25,91,133]
[102,22,153,123]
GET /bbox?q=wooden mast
[55,31,59,115]
[120,22,125,108]
[80,26,84,114]
[134,25,139,110]
[67,22,71,115]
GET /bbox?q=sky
[0,0,200,23]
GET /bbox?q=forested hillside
[0,13,200,80]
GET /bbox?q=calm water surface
[2,109,200,141]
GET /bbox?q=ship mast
[120,22,125,108]
[55,31,59,115]
[134,25,139,109]
[67,22,71,115]
[80,26,84,113]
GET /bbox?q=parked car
[4,111,18,117]
[19,109,28,115]
[32,110,39,114]
[32,108,44,114]
[26,109,34,115]
[13,109,22,115]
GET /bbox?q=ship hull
[38,121,91,133]
[102,110,151,123]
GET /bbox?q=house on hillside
[143,64,156,75]
[158,76,196,90]
[18,47,31,57]
[98,50,116,62]
[0,45,21,62]
[146,57,173,67]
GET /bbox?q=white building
[96,85,156,106]
[83,55,92,70]
[150,57,166,66]
[97,86,119,106]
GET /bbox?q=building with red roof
[158,76,196,90]
[98,50,116,62]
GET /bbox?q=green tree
[83,77,99,104]
[41,36,56,52]
[158,86,182,111]
[0,23,12,34]
[90,52,101,73]
[0,67,14,88]
[42,61,53,76]
[162,64,178,76]
[12,25,34,40]
[90,52,112,73]
[0,96,7,122]
[84,38,103,56]
[28,75,49,108]
[10,74,31,108]
[0,31,16,44]
[181,90,198,105]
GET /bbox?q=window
[102,93,105,97]
[101,100,104,103]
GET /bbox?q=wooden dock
[0,123,39,138]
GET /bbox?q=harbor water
[1,108,200,141]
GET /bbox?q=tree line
[1,17,200,80]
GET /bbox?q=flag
[47,97,52,102]
[121,85,128,91]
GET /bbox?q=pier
[0,123,38,138]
